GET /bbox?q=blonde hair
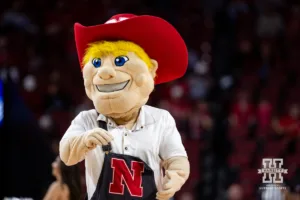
[82,41,152,68]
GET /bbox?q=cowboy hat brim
[74,15,188,84]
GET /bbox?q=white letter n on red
[109,158,144,197]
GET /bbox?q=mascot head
[74,14,188,119]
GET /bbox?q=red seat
[285,155,299,180]
[263,140,287,157]
[183,140,202,181]
[260,87,280,107]
[228,126,249,140]
[228,152,252,168]
[286,155,300,166]
[239,169,261,185]
[256,125,275,139]
[232,140,257,155]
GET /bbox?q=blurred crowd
[1,0,300,199]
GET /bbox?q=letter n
[109,158,144,197]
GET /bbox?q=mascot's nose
[97,67,116,80]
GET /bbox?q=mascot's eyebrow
[82,41,152,69]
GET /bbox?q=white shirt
[62,105,187,199]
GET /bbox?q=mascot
[60,14,190,200]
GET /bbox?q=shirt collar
[96,106,156,130]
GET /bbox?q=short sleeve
[159,111,187,160]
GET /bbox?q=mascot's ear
[150,59,158,78]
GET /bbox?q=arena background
[0,0,300,199]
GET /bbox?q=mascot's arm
[59,112,113,166]
[163,156,190,182]
[156,156,190,200]
[59,112,89,166]
[60,127,113,166]
[60,134,89,166]
[156,111,190,200]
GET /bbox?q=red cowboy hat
[74,14,188,84]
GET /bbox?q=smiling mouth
[95,80,129,93]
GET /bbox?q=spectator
[227,183,244,200]
[188,48,200,72]
[272,104,300,138]
[1,78,54,199]
[258,42,272,82]
[229,93,255,128]
[257,7,284,38]
[255,0,284,13]
[286,6,300,41]
[50,139,60,155]
[227,0,249,21]
[256,98,272,131]
[188,74,211,100]
[39,114,54,134]
[1,0,38,34]
[179,192,194,200]
[188,101,213,140]
[238,39,253,56]
[260,184,286,200]
[44,83,70,112]
[43,156,82,200]
[165,81,191,136]
[23,74,37,92]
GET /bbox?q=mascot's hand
[156,170,185,200]
[83,128,114,149]
[60,128,113,166]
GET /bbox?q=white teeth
[96,80,129,93]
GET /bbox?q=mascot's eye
[92,58,101,68]
[114,56,129,67]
